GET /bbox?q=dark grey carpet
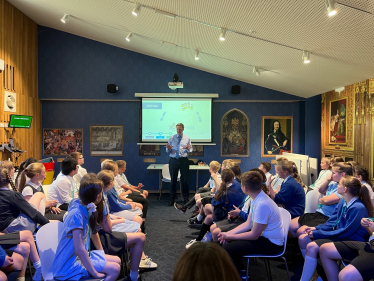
[140,194,304,281]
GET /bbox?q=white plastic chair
[160,164,181,200]
[304,189,321,213]
[243,208,292,281]
[36,222,103,281]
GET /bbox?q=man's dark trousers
[169,157,190,200]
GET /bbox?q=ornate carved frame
[321,87,354,151]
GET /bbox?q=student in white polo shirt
[47,157,79,211]
[219,171,284,275]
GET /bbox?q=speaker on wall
[231,85,241,94]
[107,84,118,93]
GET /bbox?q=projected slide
[142,98,212,142]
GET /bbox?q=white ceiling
[8,0,374,98]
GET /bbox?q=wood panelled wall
[0,0,40,164]
[321,79,374,180]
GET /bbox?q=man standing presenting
[165,123,193,206]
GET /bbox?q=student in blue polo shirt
[268,159,305,218]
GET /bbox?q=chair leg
[159,182,163,200]
[266,258,273,281]
[28,258,33,279]
[281,256,290,281]
[246,257,250,281]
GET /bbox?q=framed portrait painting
[261,117,293,157]
[329,97,347,145]
[90,125,123,156]
[43,129,83,156]
[221,109,249,157]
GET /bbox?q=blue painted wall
[39,26,314,190]
[305,95,321,161]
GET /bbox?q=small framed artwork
[189,145,204,157]
[4,91,16,113]
[90,125,123,156]
[329,97,347,144]
[43,129,83,156]
[261,116,293,157]
[139,145,161,156]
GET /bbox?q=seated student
[268,159,305,218]
[188,160,236,225]
[219,171,284,275]
[289,162,352,238]
[174,160,222,214]
[269,157,286,192]
[173,242,241,281]
[0,168,49,234]
[15,157,38,190]
[70,152,87,185]
[97,170,143,231]
[258,162,272,182]
[298,176,373,281]
[308,157,333,192]
[0,161,16,188]
[52,174,121,281]
[354,165,374,205]
[0,230,43,281]
[116,160,148,198]
[100,161,147,220]
[18,163,66,222]
[211,168,269,242]
[320,217,374,281]
[48,157,79,211]
[96,171,157,272]
[185,169,245,248]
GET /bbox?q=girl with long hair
[185,169,245,249]
[299,176,373,281]
[354,165,374,204]
[52,173,121,281]
[18,163,66,221]
[289,162,353,238]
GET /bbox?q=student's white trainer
[185,239,197,249]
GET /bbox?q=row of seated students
[0,154,156,281]
[172,157,374,281]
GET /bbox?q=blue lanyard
[332,204,347,230]
[238,196,250,209]
[311,170,329,187]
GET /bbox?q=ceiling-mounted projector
[168,82,183,90]
[169,73,183,90]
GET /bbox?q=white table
[147,164,210,198]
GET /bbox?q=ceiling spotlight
[325,0,337,16]
[219,28,227,41]
[61,14,69,23]
[132,4,141,16]
[126,33,133,42]
[155,9,176,19]
[195,50,200,60]
[302,51,311,64]
[253,67,260,76]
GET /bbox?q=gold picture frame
[321,86,354,151]
[261,116,293,157]
[329,97,348,145]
